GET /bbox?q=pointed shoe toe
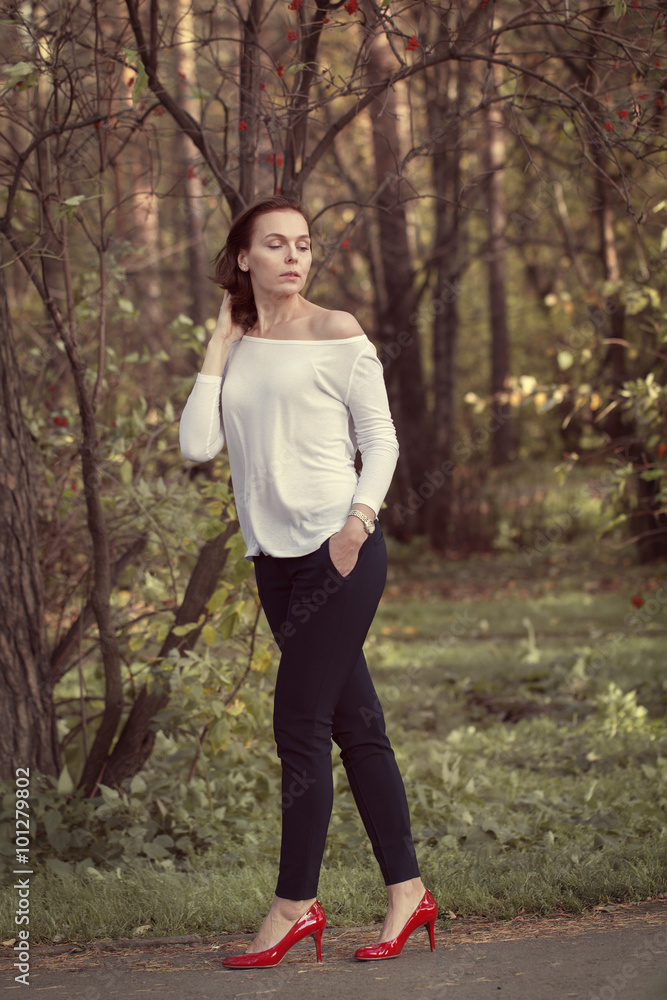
[354,889,438,962]
[222,901,326,969]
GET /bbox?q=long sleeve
[179,373,226,462]
[346,348,399,515]
[181,333,398,559]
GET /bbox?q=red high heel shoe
[354,889,438,961]
[222,901,326,969]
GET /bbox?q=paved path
[2,900,666,999]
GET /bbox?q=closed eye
[268,244,310,251]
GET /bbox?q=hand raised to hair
[200,291,245,375]
[212,290,246,345]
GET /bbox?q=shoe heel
[426,916,436,951]
[313,926,324,962]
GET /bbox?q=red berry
[631,594,644,608]
[239,120,248,130]
[277,64,284,76]
[287,29,298,41]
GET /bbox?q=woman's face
[238,210,312,295]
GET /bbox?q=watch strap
[348,509,375,534]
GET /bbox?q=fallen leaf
[132,923,154,937]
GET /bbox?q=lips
[281,272,299,277]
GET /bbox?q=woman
[179,196,437,968]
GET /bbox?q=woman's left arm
[346,345,400,518]
[328,341,399,574]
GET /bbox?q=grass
[2,529,666,944]
[2,844,665,943]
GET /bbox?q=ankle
[386,878,425,906]
[271,896,316,920]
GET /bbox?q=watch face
[367,520,375,533]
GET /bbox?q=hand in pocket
[327,530,365,578]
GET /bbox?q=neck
[252,290,304,335]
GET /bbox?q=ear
[238,255,248,271]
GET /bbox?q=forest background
[1,0,666,941]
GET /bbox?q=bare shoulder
[317,309,366,340]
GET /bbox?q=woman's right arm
[179,292,244,462]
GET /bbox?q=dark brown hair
[212,196,311,332]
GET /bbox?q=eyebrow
[262,232,311,240]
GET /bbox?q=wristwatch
[348,509,375,534]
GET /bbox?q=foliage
[1,0,667,915]
[2,536,665,942]
[487,284,667,559]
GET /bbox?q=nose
[285,246,297,262]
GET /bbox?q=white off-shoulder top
[179,334,399,560]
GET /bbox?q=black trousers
[253,521,420,900]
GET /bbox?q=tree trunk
[176,0,209,332]
[0,249,60,779]
[364,17,428,538]
[480,61,512,466]
[127,137,163,361]
[426,51,467,552]
[238,0,263,205]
